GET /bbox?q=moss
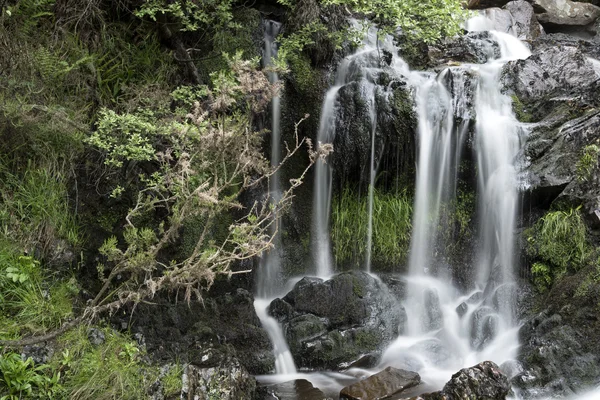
[354,329,380,350]
[179,212,234,260]
[352,277,365,298]
[288,53,322,99]
[511,94,534,123]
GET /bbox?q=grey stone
[339,367,420,400]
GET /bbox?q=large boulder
[531,0,600,30]
[409,361,510,399]
[269,271,406,369]
[340,367,421,400]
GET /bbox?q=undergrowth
[526,207,589,291]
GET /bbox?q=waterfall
[254,20,297,375]
[380,17,530,388]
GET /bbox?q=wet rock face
[412,361,510,400]
[332,75,416,190]
[428,31,501,65]
[130,285,275,375]
[504,1,545,40]
[502,35,600,215]
[269,271,406,370]
[339,367,420,400]
[502,45,598,103]
[516,312,600,398]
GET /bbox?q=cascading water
[255,15,537,397]
[254,20,297,376]
[379,17,530,388]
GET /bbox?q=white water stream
[254,20,298,376]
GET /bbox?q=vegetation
[0,0,475,395]
[526,207,589,291]
[331,187,412,267]
[576,143,600,183]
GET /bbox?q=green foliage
[576,144,600,183]
[53,326,159,400]
[87,109,160,167]
[526,207,589,291]
[531,262,553,292]
[331,187,412,267]
[136,0,237,32]
[161,364,183,397]
[0,352,62,399]
[322,0,469,43]
[275,21,350,71]
[0,163,80,250]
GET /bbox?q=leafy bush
[0,352,62,399]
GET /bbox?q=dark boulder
[269,271,405,370]
[428,32,500,65]
[409,361,510,399]
[442,361,510,399]
[339,367,420,400]
[501,45,598,104]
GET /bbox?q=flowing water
[256,20,284,299]
[379,21,530,388]
[258,15,538,396]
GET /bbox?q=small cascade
[312,25,411,276]
[365,84,377,272]
[254,20,297,375]
[256,20,284,299]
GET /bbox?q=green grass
[0,244,78,339]
[53,326,159,400]
[0,162,81,251]
[331,187,412,267]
